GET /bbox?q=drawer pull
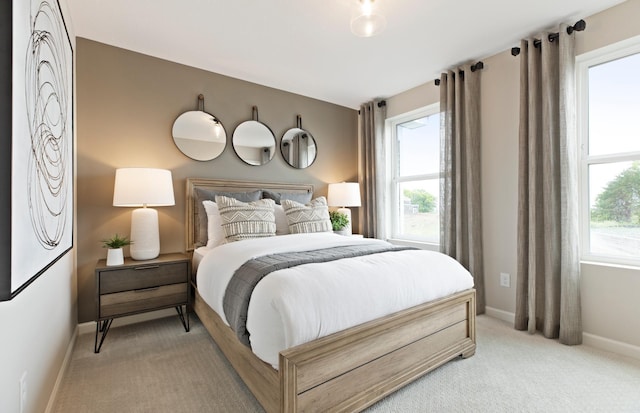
[134,286,160,293]
[134,265,160,271]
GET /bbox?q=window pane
[397,113,440,176]
[589,161,640,258]
[589,53,640,156]
[396,180,439,243]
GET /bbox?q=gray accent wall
[76,38,358,323]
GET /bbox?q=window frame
[385,103,440,250]
[577,35,640,267]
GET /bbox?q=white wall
[0,1,77,412]
[387,0,640,354]
[0,254,76,413]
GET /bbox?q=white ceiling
[67,0,626,109]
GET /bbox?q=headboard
[185,178,314,251]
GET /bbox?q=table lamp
[327,182,362,235]
[113,168,175,260]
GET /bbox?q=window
[578,39,640,266]
[386,104,440,246]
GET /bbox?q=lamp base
[337,207,353,236]
[130,208,160,260]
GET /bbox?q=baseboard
[77,308,177,335]
[44,324,78,413]
[484,307,640,361]
[485,306,515,324]
[583,332,640,361]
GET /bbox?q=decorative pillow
[215,196,276,242]
[202,200,226,248]
[274,204,289,236]
[262,189,313,205]
[194,188,262,246]
[281,196,332,234]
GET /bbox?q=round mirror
[172,111,227,161]
[232,120,276,166]
[281,128,317,169]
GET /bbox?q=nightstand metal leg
[175,305,190,332]
[94,319,113,353]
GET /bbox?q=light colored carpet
[53,315,640,412]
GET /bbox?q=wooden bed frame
[186,178,476,413]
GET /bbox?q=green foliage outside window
[591,161,640,225]
[403,189,436,213]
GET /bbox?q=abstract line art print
[26,0,71,250]
[5,0,73,300]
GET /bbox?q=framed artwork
[0,0,74,300]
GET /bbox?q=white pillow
[274,204,290,236]
[203,200,226,248]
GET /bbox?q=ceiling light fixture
[350,0,387,38]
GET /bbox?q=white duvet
[196,232,474,368]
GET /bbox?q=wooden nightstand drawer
[100,262,188,294]
[94,253,192,353]
[100,282,188,318]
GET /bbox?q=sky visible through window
[397,115,440,177]
[589,53,640,156]
[588,52,640,203]
[395,113,440,243]
[587,51,640,260]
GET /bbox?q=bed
[186,178,476,413]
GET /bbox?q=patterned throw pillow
[281,197,332,234]
[215,196,276,242]
[194,188,262,246]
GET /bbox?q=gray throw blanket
[223,243,416,347]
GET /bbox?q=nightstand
[94,252,191,353]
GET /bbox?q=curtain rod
[511,19,586,56]
[357,100,386,115]
[434,61,484,86]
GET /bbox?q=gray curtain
[358,100,386,239]
[439,65,485,314]
[515,25,582,345]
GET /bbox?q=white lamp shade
[328,182,362,207]
[113,168,175,207]
[112,168,174,260]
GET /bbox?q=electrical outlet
[500,272,510,288]
[19,371,27,413]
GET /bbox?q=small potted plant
[101,234,132,266]
[329,211,350,236]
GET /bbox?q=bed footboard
[195,288,475,413]
[279,289,476,412]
